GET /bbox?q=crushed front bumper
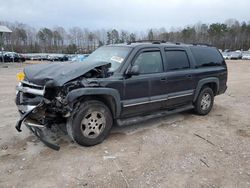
[17,104,36,113]
[15,81,61,150]
[15,102,60,151]
[26,125,60,151]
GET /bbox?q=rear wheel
[67,100,113,146]
[194,87,214,115]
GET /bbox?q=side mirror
[127,65,139,76]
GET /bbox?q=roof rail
[191,43,212,47]
[126,41,213,47]
[167,42,213,47]
[127,40,166,45]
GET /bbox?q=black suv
[15,42,227,150]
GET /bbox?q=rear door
[163,48,196,107]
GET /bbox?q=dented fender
[66,88,121,118]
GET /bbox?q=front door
[121,48,165,117]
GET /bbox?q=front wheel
[194,87,214,115]
[67,100,113,146]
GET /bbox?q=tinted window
[165,50,190,71]
[190,46,224,67]
[134,51,163,74]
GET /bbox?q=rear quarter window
[190,46,224,67]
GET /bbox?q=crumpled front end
[15,81,67,150]
[15,62,111,150]
[16,81,44,114]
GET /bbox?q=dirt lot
[0,60,250,188]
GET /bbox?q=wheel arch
[193,77,219,102]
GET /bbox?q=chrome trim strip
[168,92,193,99]
[17,105,36,113]
[123,92,193,107]
[123,100,151,107]
[16,82,21,95]
[148,98,168,103]
[16,85,44,96]
[21,80,43,88]
[24,121,45,128]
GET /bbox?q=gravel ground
[0,60,250,188]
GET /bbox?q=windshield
[87,46,131,71]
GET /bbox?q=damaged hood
[24,61,110,86]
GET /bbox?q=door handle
[186,75,192,79]
[160,77,167,81]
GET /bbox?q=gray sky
[0,0,249,31]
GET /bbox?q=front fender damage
[15,63,113,151]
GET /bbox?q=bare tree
[0,19,249,53]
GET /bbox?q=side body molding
[66,88,121,118]
[193,77,219,102]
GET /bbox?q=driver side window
[134,51,163,74]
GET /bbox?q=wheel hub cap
[81,111,106,139]
[200,93,211,111]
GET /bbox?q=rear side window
[134,51,163,74]
[190,46,224,67]
[165,50,190,71]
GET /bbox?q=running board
[116,104,194,127]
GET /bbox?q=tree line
[0,19,249,54]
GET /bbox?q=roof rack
[174,42,213,47]
[127,40,166,45]
[190,43,212,47]
[126,40,213,47]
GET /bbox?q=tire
[194,87,214,115]
[66,100,113,146]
